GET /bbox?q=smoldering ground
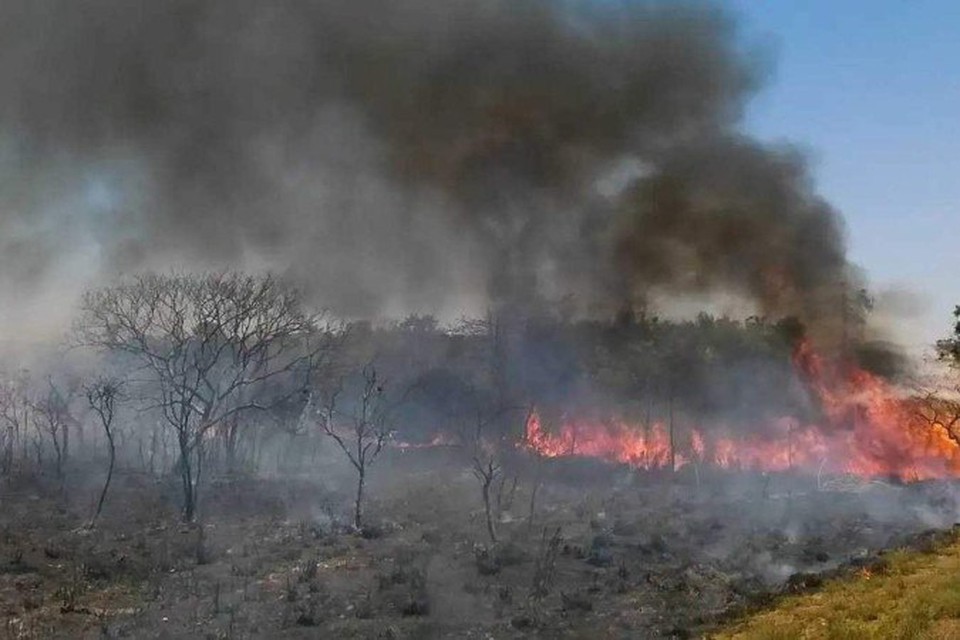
[0,0,855,334]
[4,433,960,639]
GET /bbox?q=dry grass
[713,537,960,640]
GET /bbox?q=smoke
[613,138,851,320]
[0,0,853,332]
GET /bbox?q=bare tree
[31,379,75,485]
[76,272,338,521]
[471,410,504,544]
[317,365,392,531]
[86,377,123,527]
[915,389,960,446]
[456,313,530,544]
[138,419,172,478]
[0,372,32,476]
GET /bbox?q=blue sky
[726,0,960,351]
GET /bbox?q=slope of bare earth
[2,448,959,639]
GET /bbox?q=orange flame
[523,340,960,481]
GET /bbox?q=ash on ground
[2,450,957,639]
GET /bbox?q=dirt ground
[2,446,959,639]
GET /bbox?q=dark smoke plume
[0,0,853,329]
[614,138,849,319]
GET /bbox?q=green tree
[936,306,960,367]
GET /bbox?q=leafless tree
[456,313,531,544]
[76,271,339,521]
[31,379,75,485]
[915,388,960,447]
[470,410,504,544]
[317,364,392,531]
[136,419,170,477]
[85,377,123,527]
[0,372,32,476]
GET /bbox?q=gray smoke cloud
[0,0,853,332]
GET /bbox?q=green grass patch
[714,535,960,640]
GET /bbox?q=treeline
[0,271,865,523]
[367,310,812,442]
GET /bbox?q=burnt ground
[2,447,960,639]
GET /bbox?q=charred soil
[1,449,958,639]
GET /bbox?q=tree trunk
[225,420,240,474]
[354,469,365,531]
[193,438,205,519]
[91,435,115,527]
[51,432,63,483]
[62,423,69,471]
[148,427,158,476]
[528,456,543,531]
[179,433,196,522]
[182,469,195,521]
[482,476,497,543]
[182,487,195,522]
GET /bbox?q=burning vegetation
[523,337,960,481]
[0,0,957,638]
[0,281,957,638]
